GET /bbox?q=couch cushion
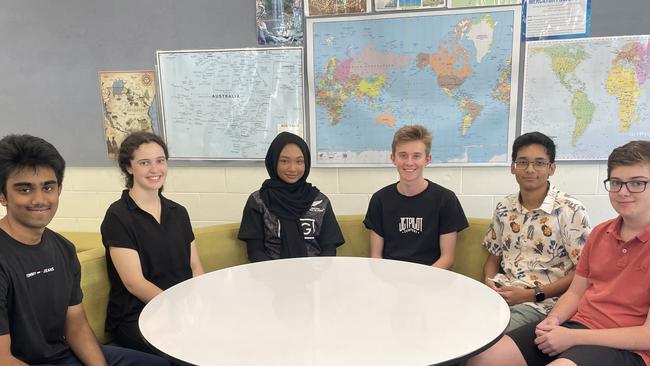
[194,223,248,272]
[453,218,491,281]
[61,232,103,253]
[76,247,111,343]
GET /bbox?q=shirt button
[622,249,628,254]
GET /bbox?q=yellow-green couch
[62,215,490,344]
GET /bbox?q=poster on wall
[522,35,650,160]
[375,0,444,11]
[306,7,521,166]
[305,0,370,16]
[156,47,305,160]
[523,0,591,40]
[98,71,158,160]
[257,0,304,45]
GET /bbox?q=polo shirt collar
[121,189,177,211]
[605,216,650,244]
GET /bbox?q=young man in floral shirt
[482,132,591,331]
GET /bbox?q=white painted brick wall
[0,163,616,233]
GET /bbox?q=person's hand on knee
[534,325,574,356]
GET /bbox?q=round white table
[140,257,509,366]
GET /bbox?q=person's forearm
[125,279,163,303]
[191,260,205,277]
[0,336,27,365]
[66,321,106,366]
[0,355,27,366]
[432,254,453,270]
[483,255,501,283]
[572,326,650,351]
[68,338,106,366]
[539,270,575,298]
[369,231,384,258]
[546,291,581,323]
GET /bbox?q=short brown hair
[607,140,650,178]
[118,131,168,188]
[392,125,432,155]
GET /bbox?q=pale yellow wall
[0,163,616,232]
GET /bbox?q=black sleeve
[237,194,264,241]
[100,208,137,250]
[246,239,272,262]
[317,200,345,256]
[68,248,83,306]
[0,266,9,335]
[180,206,195,246]
[363,192,384,236]
[439,191,469,235]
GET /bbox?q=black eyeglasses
[513,160,550,170]
[603,179,649,193]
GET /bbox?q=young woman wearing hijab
[238,132,345,261]
[100,132,204,354]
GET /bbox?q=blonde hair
[391,125,432,155]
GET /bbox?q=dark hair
[0,134,66,196]
[118,131,168,188]
[392,124,432,155]
[607,140,650,178]
[511,132,556,163]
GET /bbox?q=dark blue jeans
[31,345,173,366]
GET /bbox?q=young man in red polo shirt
[467,140,650,366]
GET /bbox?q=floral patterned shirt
[482,184,591,314]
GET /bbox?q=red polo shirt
[572,217,650,365]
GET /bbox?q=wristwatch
[533,286,546,302]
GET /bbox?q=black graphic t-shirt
[364,180,469,265]
[238,190,344,260]
[0,228,82,364]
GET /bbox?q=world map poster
[306,7,521,166]
[522,36,650,160]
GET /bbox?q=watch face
[535,288,545,302]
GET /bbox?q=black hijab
[259,132,320,258]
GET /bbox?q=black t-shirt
[238,191,345,260]
[0,228,82,364]
[364,180,469,265]
[101,190,194,331]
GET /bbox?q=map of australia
[523,36,650,160]
[307,8,519,165]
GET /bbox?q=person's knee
[466,336,526,366]
[548,358,577,366]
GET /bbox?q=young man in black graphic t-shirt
[364,125,468,267]
[0,134,169,365]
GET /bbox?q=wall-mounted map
[522,36,650,160]
[99,70,157,160]
[306,7,521,166]
[157,48,305,160]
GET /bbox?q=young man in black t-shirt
[364,125,468,267]
[0,134,169,365]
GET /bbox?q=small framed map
[305,0,370,16]
[98,71,158,160]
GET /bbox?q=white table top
[140,257,509,366]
